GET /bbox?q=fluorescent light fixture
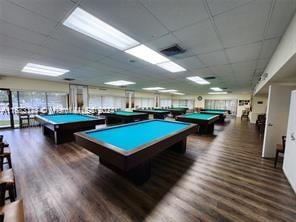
[104,80,135,86]
[210,87,223,91]
[22,63,69,76]
[186,76,210,85]
[157,61,186,73]
[125,44,169,64]
[171,92,185,95]
[158,89,177,93]
[208,92,228,95]
[143,87,165,90]
[63,7,139,51]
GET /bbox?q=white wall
[262,85,295,158]
[249,96,268,123]
[175,93,251,117]
[254,13,296,94]
[0,76,69,92]
[283,90,296,193]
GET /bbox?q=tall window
[18,91,47,109]
[135,97,155,108]
[205,99,237,115]
[89,94,125,109]
[160,98,171,107]
[47,92,68,109]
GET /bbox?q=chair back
[282,136,286,152]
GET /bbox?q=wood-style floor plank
[1,118,296,222]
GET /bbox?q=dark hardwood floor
[1,118,296,221]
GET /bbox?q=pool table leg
[128,161,151,185]
[170,139,187,153]
[99,158,151,185]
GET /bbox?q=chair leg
[6,155,12,169]
[8,184,16,202]
[274,150,279,168]
[0,157,3,171]
[0,184,6,207]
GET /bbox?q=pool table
[176,113,219,134]
[133,109,170,119]
[202,109,231,114]
[75,119,197,184]
[154,107,188,118]
[200,110,226,122]
[102,111,149,125]
[35,113,105,144]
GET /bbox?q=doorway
[0,89,14,128]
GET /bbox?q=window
[135,97,155,108]
[205,99,237,115]
[18,91,47,109]
[47,92,68,110]
[160,98,171,107]
[89,94,125,109]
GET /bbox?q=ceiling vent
[160,44,186,57]
[204,76,216,80]
[63,78,75,81]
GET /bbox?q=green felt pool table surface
[38,114,99,124]
[84,120,192,151]
[177,113,218,120]
[200,110,226,115]
[113,111,144,116]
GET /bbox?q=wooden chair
[0,200,24,222]
[0,169,16,207]
[0,144,12,171]
[274,136,286,168]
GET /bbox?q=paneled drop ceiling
[0,0,295,94]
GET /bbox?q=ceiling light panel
[210,87,223,91]
[143,87,165,90]
[125,44,169,64]
[158,89,177,92]
[186,76,210,85]
[63,7,139,50]
[171,92,185,95]
[22,63,69,76]
[104,80,135,86]
[157,61,186,73]
[208,92,228,95]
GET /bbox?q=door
[283,90,296,192]
[0,89,14,128]
[262,85,294,158]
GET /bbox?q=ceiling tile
[231,60,256,72]
[265,0,296,38]
[174,19,223,54]
[214,0,272,47]
[0,0,58,35]
[81,0,168,42]
[6,0,75,22]
[207,0,254,16]
[140,0,209,31]
[198,50,228,66]
[209,64,233,75]
[226,42,262,63]
[175,56,205,70]
[259,37,280,59]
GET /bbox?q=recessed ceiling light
[210,87,223,91]
[159,89,177,93]
[143,87,165,90]
[22,63,69,76]
[125,44,169,64]
[157,61,186,73]
[171,92,185,95]
[63,7,139,51]
[208,92,228,95]
[186,76,210,85]
[104,80,135,86]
